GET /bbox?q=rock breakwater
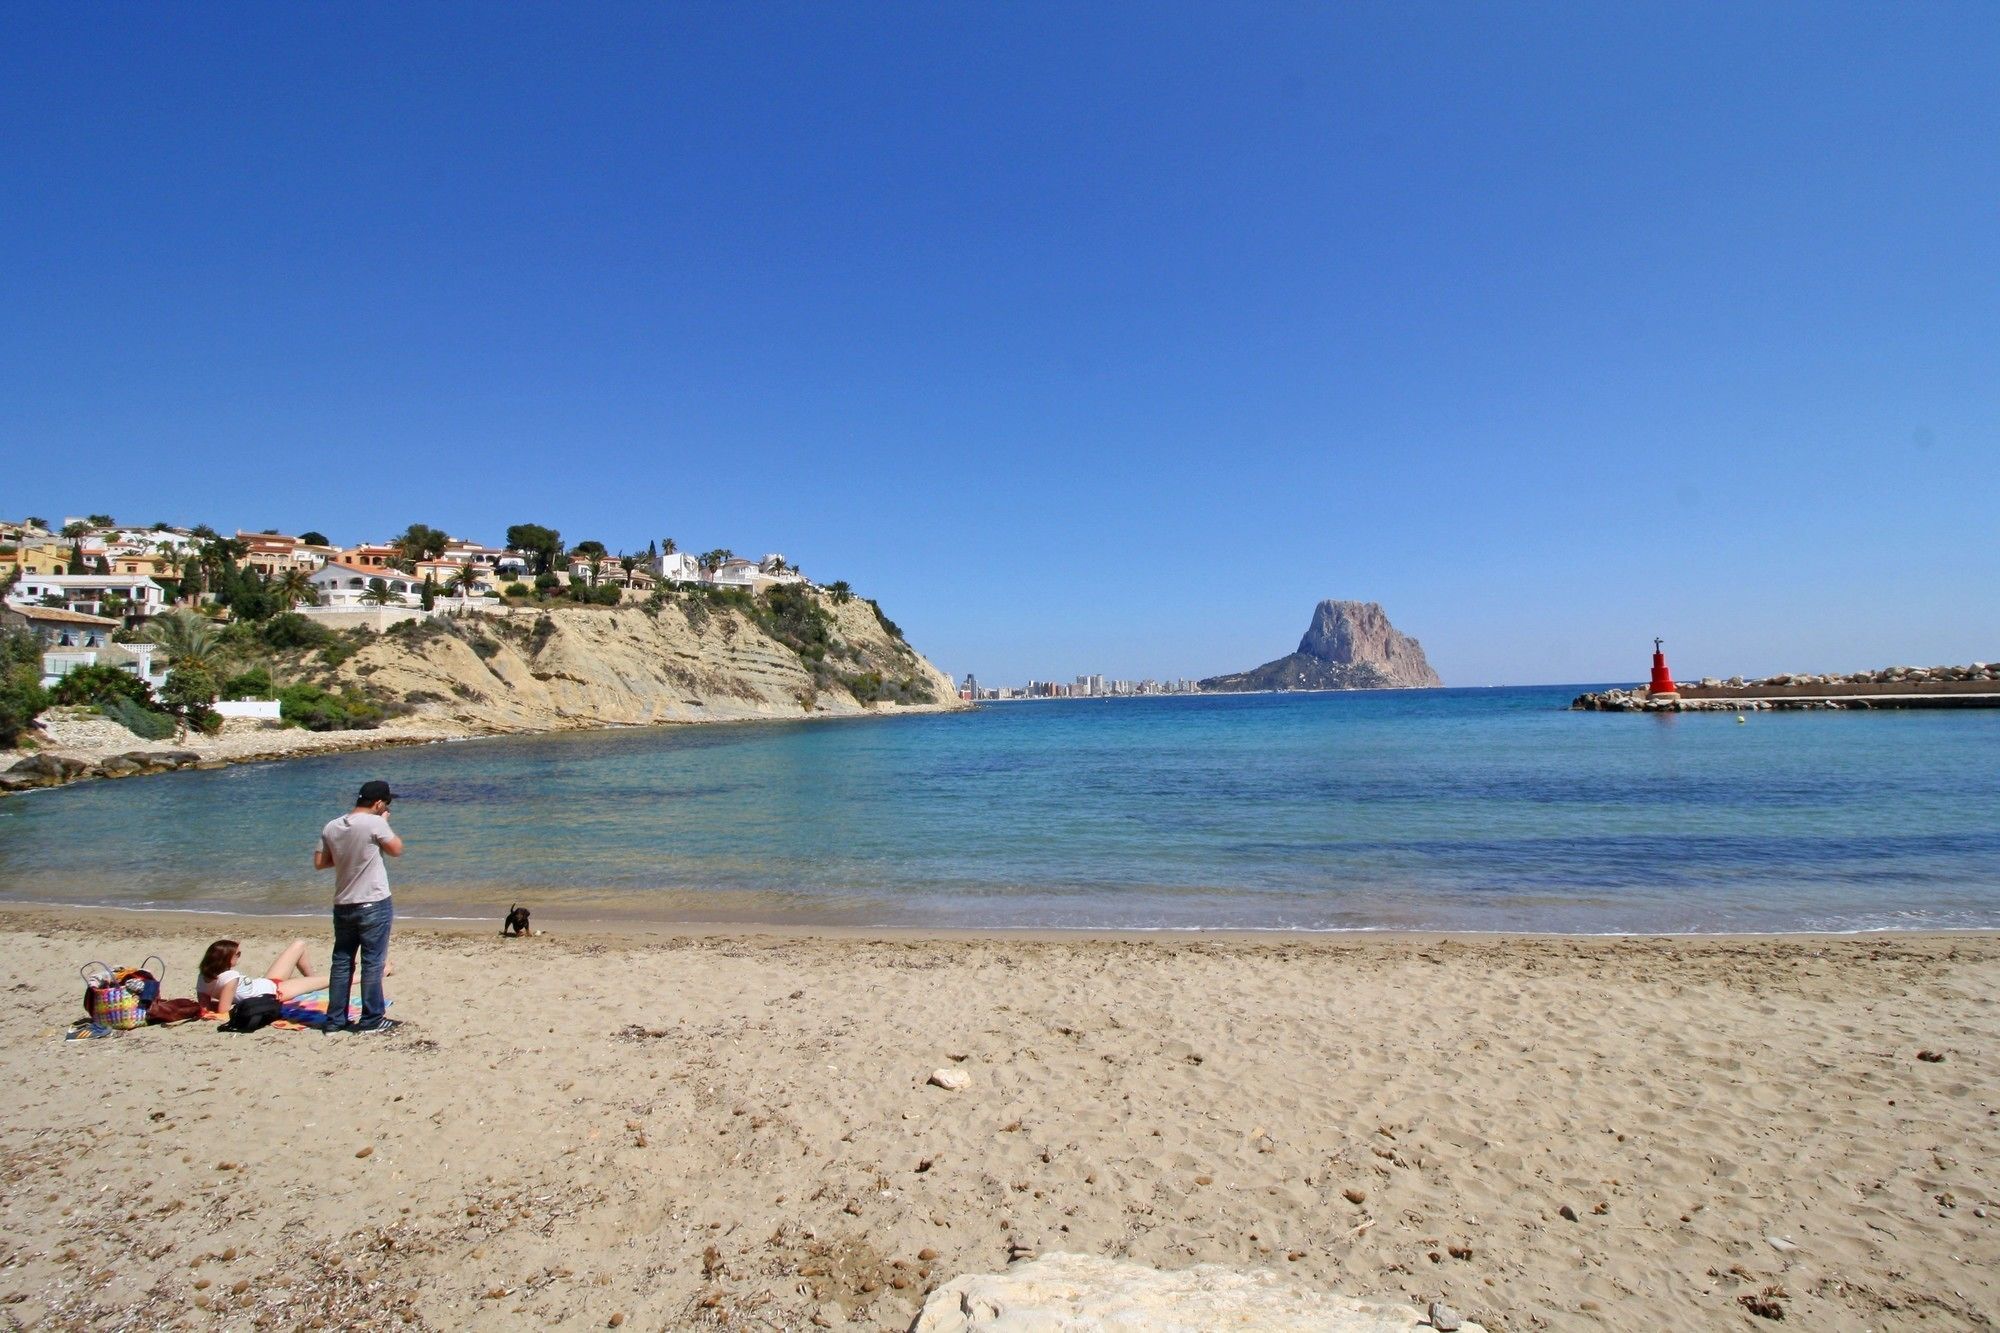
[1574,662,1999,712]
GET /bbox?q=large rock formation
[914,1252,1486,1331]
[1202,600,1442,692]
[312,592,964,733]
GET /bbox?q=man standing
[314,779,404,1034]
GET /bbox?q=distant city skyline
[5,6,1995,685]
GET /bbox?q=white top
[198,969,276,1010]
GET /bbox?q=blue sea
[3,687,1998,933]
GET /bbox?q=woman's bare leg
[265,939,310,983]
[276,974,330,1002]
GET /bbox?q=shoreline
[1,696,970,796]
[4,911,1992,1329]
[6,898,1998,945]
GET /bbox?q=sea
[3,687,1997,934]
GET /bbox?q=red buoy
[1648,637,1679,698]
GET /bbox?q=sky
[3,3,1995,687]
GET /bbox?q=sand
[0,909,1993,1331]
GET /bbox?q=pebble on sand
[929,1068,972,1091]
[1429,1300,1464,1331]
[1558,1204,1580,1222]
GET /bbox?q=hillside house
[0,545,69,579]
[336,543,401,571]
[5,574,166,622]
[308,562,421,606]
[237,531,325,577]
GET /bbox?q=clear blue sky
[4,4,1995,686]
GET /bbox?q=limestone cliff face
[323,593,965,734]
[1201,600,1443,692]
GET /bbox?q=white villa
[5,574,166,621]
[442,539,510,571]
[651,551,702,583]
[307,562,422,606]
[645,551,806,592]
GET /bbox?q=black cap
[358,780,396,804]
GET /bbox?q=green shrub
[756,584,834,663]
[318,626,374,669]
[503,582,531,599]
[161,663,222,735]
[222,666,274,699]
[277,682,385,731]
[101,696,177,740]
[841,670,936,706]
[0,629,50,745]
[51,664,154,708]
[260,612,333,651]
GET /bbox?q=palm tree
[361,579,394,607]
[447,565,482,599]
[273,568,316,610]
[699,548,733,578]
[151,609,222,674]
[827,580,853,604]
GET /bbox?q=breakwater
[1573,662,1999,711]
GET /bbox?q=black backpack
[219,994,283,1033]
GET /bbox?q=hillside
[303,591,963,733]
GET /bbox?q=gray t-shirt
[320,810,395,905]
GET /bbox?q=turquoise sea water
[3,687,1997,933]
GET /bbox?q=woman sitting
[196,939,329,1019]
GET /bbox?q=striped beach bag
[81,958,163,1031]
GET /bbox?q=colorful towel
[273,989,391,1031]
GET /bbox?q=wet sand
[1,907,1994,1330]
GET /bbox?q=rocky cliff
[1201,600,1443,692]
[313,591,964,734]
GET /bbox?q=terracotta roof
[2,604,121,627]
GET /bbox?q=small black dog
[502,904,532,938]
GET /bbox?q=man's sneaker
[353,1018,401,1035]
[322,1021,354,1034]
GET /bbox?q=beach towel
[272,989,392,1031]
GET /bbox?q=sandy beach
[0,909,1993,1331]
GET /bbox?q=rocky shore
[0,708,475,794]
[4,593,968,797]
[1574,661,1999,712]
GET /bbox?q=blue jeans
[326,897,392,1029]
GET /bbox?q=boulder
[97,756,142,777]
[911,1253,1486,1332]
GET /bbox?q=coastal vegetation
[5,513,961,767]
[0,630,48,746]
